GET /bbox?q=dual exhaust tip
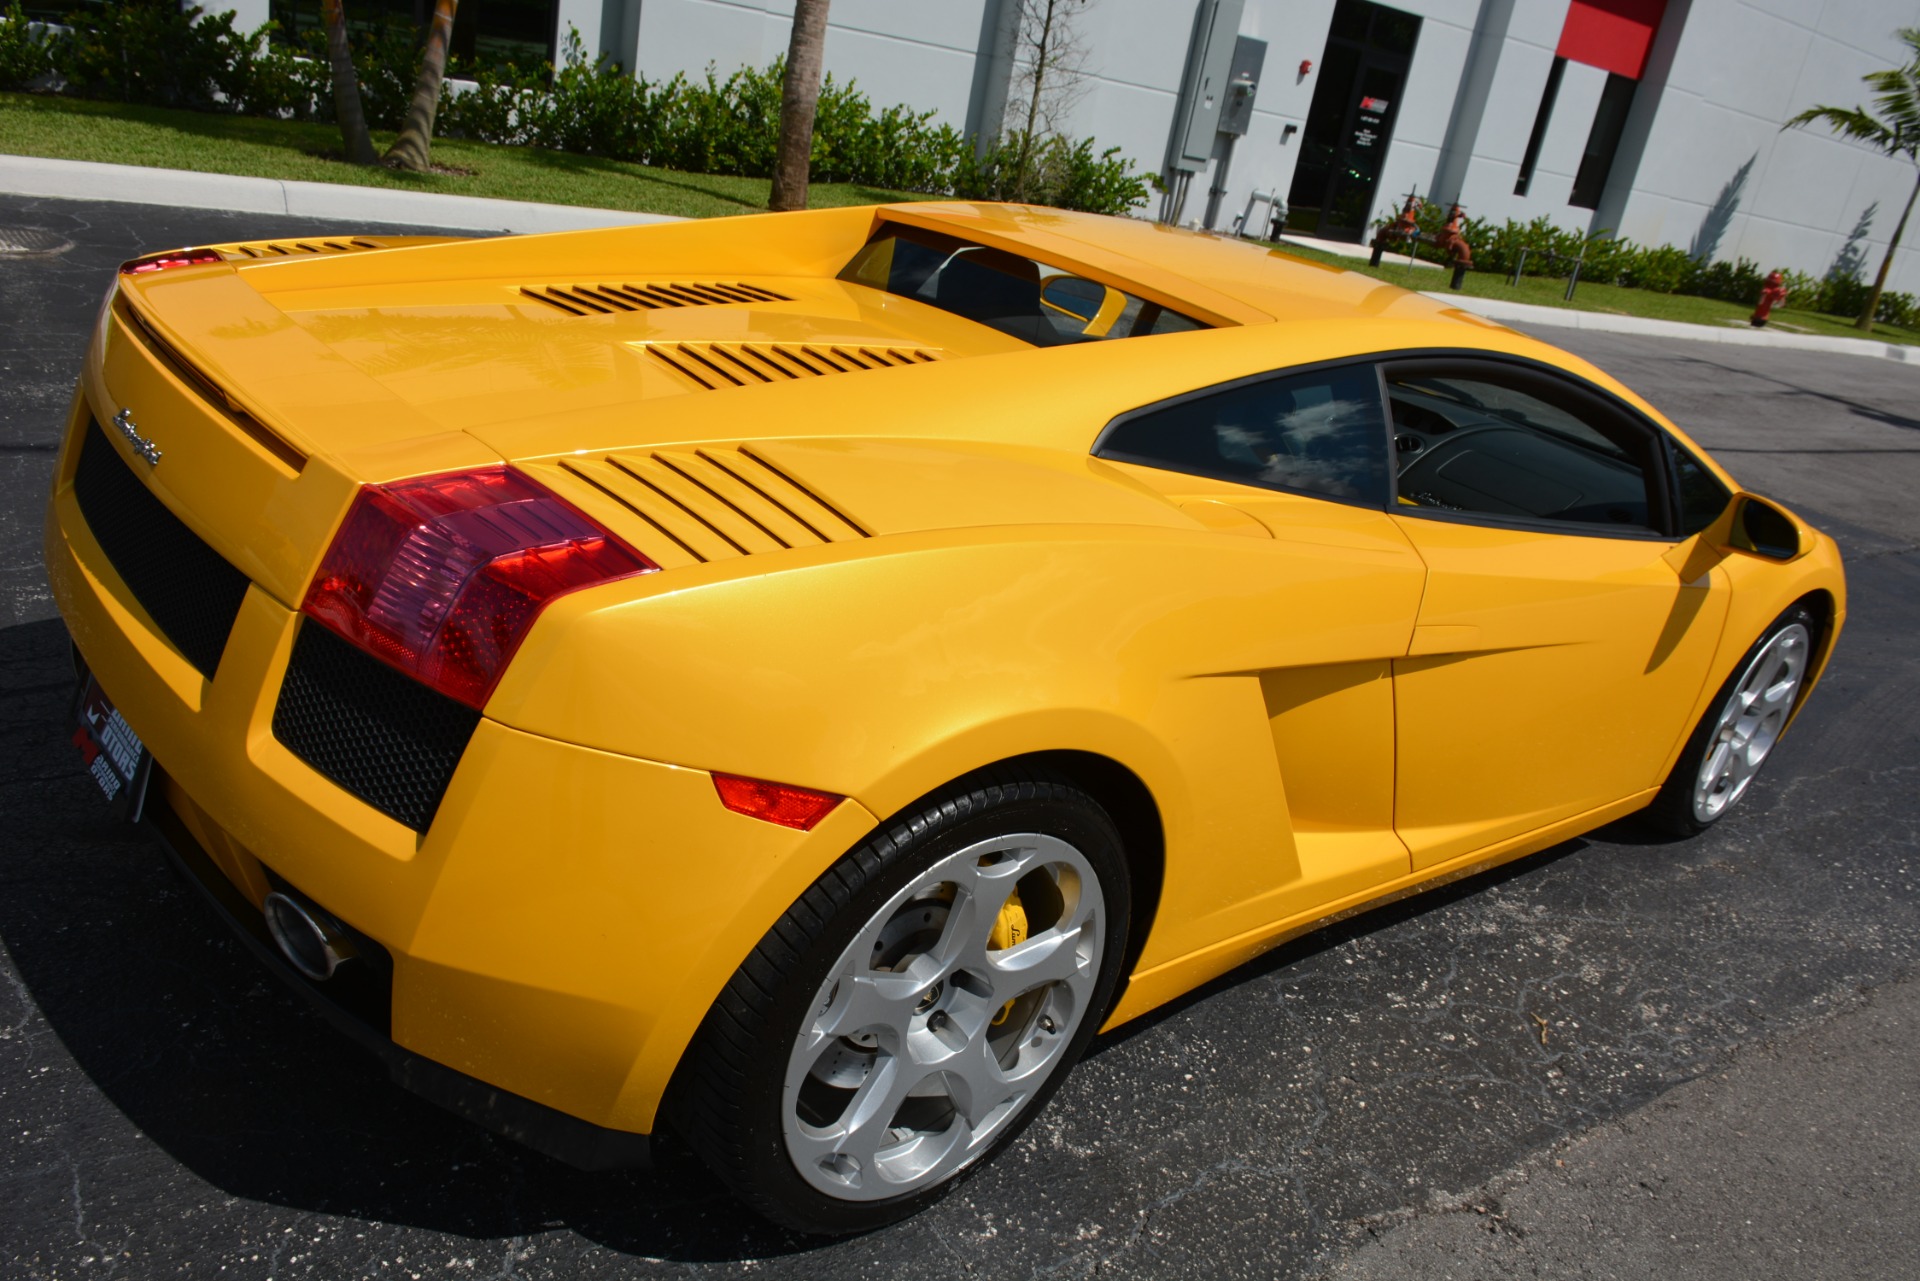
[263,891,357,981]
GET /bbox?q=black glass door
[1286,0,1422,242]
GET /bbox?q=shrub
[437,32,1147,214]
[0,1,54,91]
[1369,201,1919,324]
[233,26,328,121]
[51,0,252,111]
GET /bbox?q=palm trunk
[384,0,458,172]
[1857,166,1920,333]
[769,0,831,212]
[322,0,378,166]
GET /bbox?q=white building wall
[1360,0,1475,232]
[618,0,985,129]
[1450,0,1593,229]
[577,0,1919,294]
[1614,0,1920,293]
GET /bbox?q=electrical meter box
[1218,36,1266,138]
[1167,0,1246,172]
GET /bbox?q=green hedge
[436,31,1149,214]
[1388,202,1917,328]
[0,2,1150,215]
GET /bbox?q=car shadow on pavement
[0,611,1709,1263]
[0,617,831,1262]
[1085,824,1649,1060]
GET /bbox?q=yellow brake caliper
[987,890,1027,1025]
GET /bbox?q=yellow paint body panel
[45,209,1846,1144]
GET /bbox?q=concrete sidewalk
[1324,974,1920,1281]
[1423,289,1920,365]
[0,153,678,234]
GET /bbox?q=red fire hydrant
[1750,270,1788,327]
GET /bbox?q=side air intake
[644,342,938,391]
[519,282,793,315]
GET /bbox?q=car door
[1095,359,1426,918]
[1382,357,1732,870]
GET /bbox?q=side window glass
[1387,369,1660,531]
[1672,442,1732,535]
[1097,365,1389,505]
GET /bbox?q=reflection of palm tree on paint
[1785,27,1920,333]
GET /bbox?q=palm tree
[1785,27,1920,333]
[769,0,831,212]
[321,0,378,166]
[386,0,458,172]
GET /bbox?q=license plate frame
[72,673,153,822]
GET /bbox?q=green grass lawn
[1270,236,1920,348]
[8,91,1915,346]
[0,91,924,218]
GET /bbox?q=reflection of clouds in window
[1099,368,1384,504]
[1206,398,1376,498]
[1277,397,1368,450]
[1261,456,1364,498]
[1215,424,1267,466]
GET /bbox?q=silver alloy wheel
[781,832,1104,1200]
[1692,622,1810,823]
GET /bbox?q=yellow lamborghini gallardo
[47,203,1843,1233]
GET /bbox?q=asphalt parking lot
[2,193,1916,1279]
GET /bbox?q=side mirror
[1728,494,1802,560]
[1040,275,1126,335]
[1666,492,1806,581]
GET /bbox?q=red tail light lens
[712,773,844,830]
[302,468,656,709]
[120,247,226,275]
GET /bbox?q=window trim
[1091,348,1700,543]
[1090,354,1396,511]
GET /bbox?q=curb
[1422,290,1920,365]
[0,153,679,234]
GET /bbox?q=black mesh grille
[72,419,251,679]
[273,622,480,831]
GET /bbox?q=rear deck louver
[546,446,867,565]
[229,239,383,258]
[519,282,793,316]
[644,342,938,391]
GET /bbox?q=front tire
[1644,603,1818,835]
[673,767,1131,1235]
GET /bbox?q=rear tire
[671,766,1130,1235]
[1643,603,1818,836]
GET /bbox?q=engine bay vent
[644,341,938,391]
[519,282,793,315]
[547,446,867,565]
[228,239,384,258]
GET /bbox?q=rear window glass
[839,225,1210,347]
[1097,365,1390,506]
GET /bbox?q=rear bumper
[43,385,881,1143]
[144,788,651,1171]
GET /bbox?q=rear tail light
[302,468,656,709]
[120,247,226,275]
[712,773,843,830]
